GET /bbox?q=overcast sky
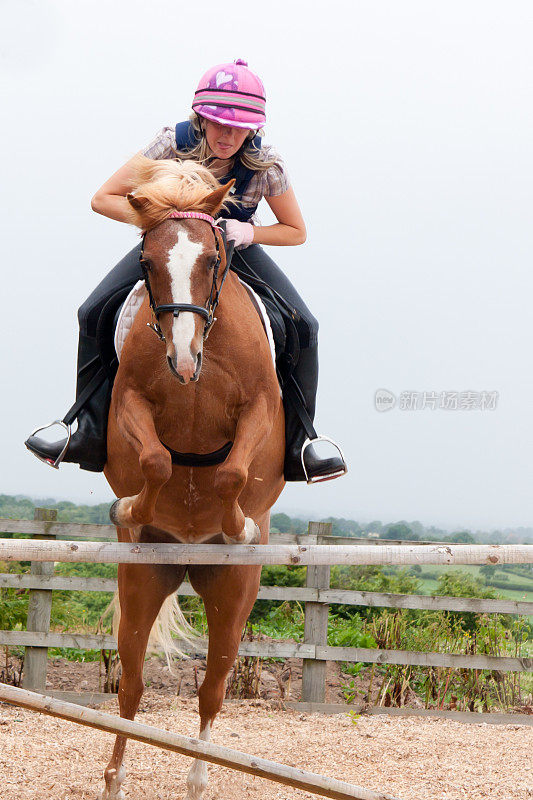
[2,1,533,530]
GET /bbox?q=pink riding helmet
[192,59,266,130]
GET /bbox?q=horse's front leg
[109,391,172,536]
[214,395,275,544]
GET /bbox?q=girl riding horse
[25,58,346,483]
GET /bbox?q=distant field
[411,564,533,604]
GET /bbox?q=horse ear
[202,180,236,216]
[126,193,149,211]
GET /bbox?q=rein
[139,211,230,342]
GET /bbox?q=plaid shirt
[141,126,290,225]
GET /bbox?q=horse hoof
[222,517,260,545]
[109,497,139,529]
[109,499,121,526]
[244,517,261,544]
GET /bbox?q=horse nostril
[192,352,202,382]
[167,355,187,384]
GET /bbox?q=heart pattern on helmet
[216,71,235,88]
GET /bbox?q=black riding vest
[174,121,262,223]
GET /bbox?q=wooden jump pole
[0,539,531,566]
[0,684,400,800]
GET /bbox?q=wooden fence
[1,510,532,725]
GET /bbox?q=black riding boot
[24,334,110,472]
[283,345,347,483]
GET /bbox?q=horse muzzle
[167,351,202,384]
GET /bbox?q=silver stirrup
[301,435,348,484]
[26,420,72,469]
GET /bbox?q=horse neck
[207,273,268,351]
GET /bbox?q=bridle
[139,211,231,342]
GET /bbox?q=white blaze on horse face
[166,229,205,380]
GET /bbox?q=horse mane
[126,154,231,231]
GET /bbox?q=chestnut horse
[101,157,285,799]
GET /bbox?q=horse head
[126,156,234,384]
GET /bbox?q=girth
[161,440,233,467]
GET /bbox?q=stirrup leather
[301,435,348,484]
[26,420,72,469]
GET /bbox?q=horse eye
[141,258,153,271]
[208,257,218,271]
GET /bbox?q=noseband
[139,211,230,342]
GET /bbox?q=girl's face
[203,119,250,159]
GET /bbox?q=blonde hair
[126,154,233,230]
[175,112,277,173]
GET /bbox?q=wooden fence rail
[2,574,532,615]
[1,630,531,672]
[2,538,533,566]
[1,512,532,717]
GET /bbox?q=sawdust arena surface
[0,692,531,800]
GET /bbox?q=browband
[140,210,221,237]
[167,210,220,227]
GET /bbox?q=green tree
[409,520,425,537]
[367,520,383,533]
[270,513,292,533]
[448,531,475,543]
[381,523,418,541]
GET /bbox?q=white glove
[222,219,254,248]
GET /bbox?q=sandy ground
[0,692,531,800]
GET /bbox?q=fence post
[301,521,331,704]
[22,508,57,692]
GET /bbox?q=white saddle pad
[114,280,147,359]
[114,279,277,367]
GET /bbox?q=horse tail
[107,591,206,673]
[147,593,206,670]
